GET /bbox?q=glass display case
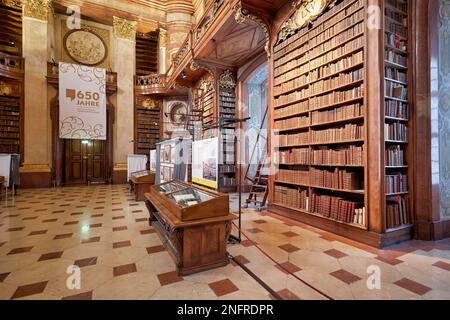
[149,180,229,221]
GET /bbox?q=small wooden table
[129,172,155,201]
[145,190,236,276]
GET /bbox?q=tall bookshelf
[382,0,412,231]
[0,2,22,55]
[134,97,161,160]
[269,0,414,247]
[218,70,237,192]
[135,31,158,75]
[271,0,367,230]
[0,95,21,154]
[201,88,215,138]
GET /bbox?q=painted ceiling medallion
[277,0,337,44]
[63,29,107,66]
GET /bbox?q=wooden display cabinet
[129,170,155,201]
[144,181,236,275]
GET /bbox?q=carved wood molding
[232,2,271,58]
[276,0,337,45]
[190,60,215,78]
[219,70,236,89]
[1,0,22,10]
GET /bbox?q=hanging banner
[59,62,107,140]
[192,137,219,190]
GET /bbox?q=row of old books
[386,195,410,229]
[277,148,310,165]
[273,27,308,60]
[274,74,309,96]
[274,100,309,119]
[278,132,309,147]
[311,103,363,124]
[385,33,407,51]
[385,21,407,39]
[309,7,364,48]
[386,0,408,12]
[385,122,408,142]
[311,193,365,225]
[274,61,309,87]
[274,46,309,72]
[386,174,408,194]
[385,67,407,83]
[385,50,407,67]
[311,167,361,190]
[312,51,364,81]
[274,88,309,108]
[309,22,364,60]
[385,99,408,119]
[311,123,364,143]
[385,81,407,100]
[310,85,364,110]
[274,116,309,131]
[310,69,364,95]
[274,185,309,211]
[385,6,408,26]
[385,145,405,166]
[312,0,363,34]
[309,35,364,70]
[311,145,364,166]
[275,169,310,185]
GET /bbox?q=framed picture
[171,144,176,164]
[164,166,171,182]
[163,146,171,163]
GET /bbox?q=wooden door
[87,139,107,183]
[64,139,107,185]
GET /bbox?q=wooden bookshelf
[135,31,158,75]
[382,0,412,232]
[0,3,22,56]
[268,0,415,247]
[270,0,368,234]
[134,97,161,161]
[218,71,237,193]
[0,95,20,154]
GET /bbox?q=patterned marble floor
[0,185,449,300]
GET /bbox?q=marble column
[166,0,194,65]
[20,0,52,187]
[112,16,136,182]
[158,28,167,74]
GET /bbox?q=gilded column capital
[113,16,137,41]
[159,28,168,47]
[22,0,52,21]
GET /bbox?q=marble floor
[0,185,449,300]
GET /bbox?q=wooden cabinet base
[129,173,155,201]
[145,192,235,276]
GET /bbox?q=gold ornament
[22,0,51,21]
[219,70,236,89]
[277,0,337,44]
[113,16,137,41]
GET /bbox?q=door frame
[50,97,114,187]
